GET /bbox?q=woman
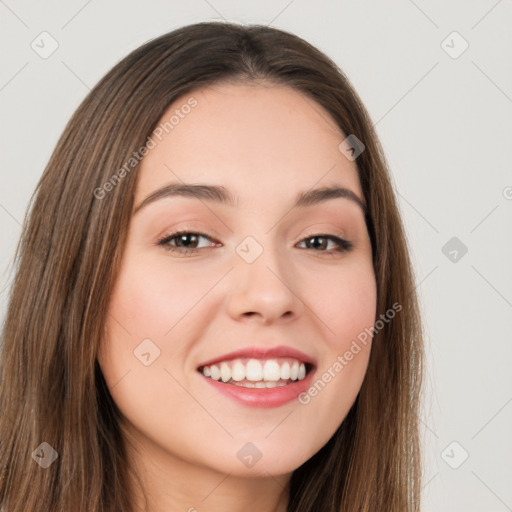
[0,21,423,511]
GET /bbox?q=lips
[196,345,316,408]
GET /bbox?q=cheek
[301,258,377,351]
[297,258,376,402]
[331,276,377,350]
[106,256,221,340]
[98,256,216,393]
[97,257,217,459]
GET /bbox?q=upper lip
[197,345,317,369]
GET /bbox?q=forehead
[136,82,362,206]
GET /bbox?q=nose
[226,243,304,325]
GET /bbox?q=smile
[199,357,309,388]
[197,346,316,408]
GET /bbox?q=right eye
[156,230,221,255]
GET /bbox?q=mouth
[196,346,316,408]
[198,358,313,388]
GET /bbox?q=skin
[98,82,377,512]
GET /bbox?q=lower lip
[199,369,315,408]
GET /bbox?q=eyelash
[156,229,353,256]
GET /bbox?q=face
[98,82,377,478]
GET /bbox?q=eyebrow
[133,182,367,215]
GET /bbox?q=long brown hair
[0,21,423,511]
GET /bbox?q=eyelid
[297,225,348,243]
[155,223,221,243]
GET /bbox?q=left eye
[297,234,352,252]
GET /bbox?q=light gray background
[1,1,511,510]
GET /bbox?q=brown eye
[157,231,219,254]
[297,235,353,253]
[168,233,201,249]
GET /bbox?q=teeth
[246,359,263,381]
[262,360,281,381]
[280,361,291,380]
[290,361,299,380]
[231,361,246,381]
[200,358,308,386]
[210,365,221,381]
[220,362,231,383]
[233,379,291,388]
